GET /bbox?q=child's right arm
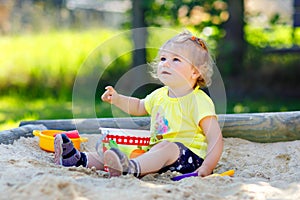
[101,86,148,116]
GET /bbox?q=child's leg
[137,141,180,176]
[54,134,104,169]
[86,152,104,169]
[104,141,180,177]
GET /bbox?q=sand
[0,134,299,200]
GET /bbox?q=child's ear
[192,68,201,80]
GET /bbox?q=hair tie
[190,36,207,51]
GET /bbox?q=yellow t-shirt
[144,86,216,159]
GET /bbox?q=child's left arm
[195,116,223,177]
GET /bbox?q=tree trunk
[218,0,245,76]
[132,0,147,68]
[117,0,150,96]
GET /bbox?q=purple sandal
[104,148,140,177]
[54,134,83,167]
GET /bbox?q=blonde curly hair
[150,30,215,88]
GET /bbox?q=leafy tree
[131,0,245,76]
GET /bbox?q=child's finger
[101,90,112,102]
[102,94,111,102]
[105,86,115,93]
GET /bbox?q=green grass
[0,96,72,130]
[0,30,104,83]
[0,28,131,130]
[245,25,300,48]
[0,29,132,98]
[227,99,300,114]
[0,95,116,131]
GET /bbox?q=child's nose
[163,59,170,67]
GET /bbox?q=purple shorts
[158,142,204,174]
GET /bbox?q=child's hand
[101,86,118,104]
[195,165,212,177]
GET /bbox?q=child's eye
[173,58,180,62]
[160,57,166,61]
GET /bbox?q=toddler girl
[54,30,223,178]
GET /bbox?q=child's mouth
[161,71,171,75]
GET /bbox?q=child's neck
[167,86,194,98]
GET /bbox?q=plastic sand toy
[33,130,88,152]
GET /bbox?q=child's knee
[151,140,172,150]
[153,141,179,154]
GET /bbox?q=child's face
[157,50,199,89]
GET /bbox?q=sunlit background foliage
[0,0,299,130]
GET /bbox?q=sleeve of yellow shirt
[192,90,216,126]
